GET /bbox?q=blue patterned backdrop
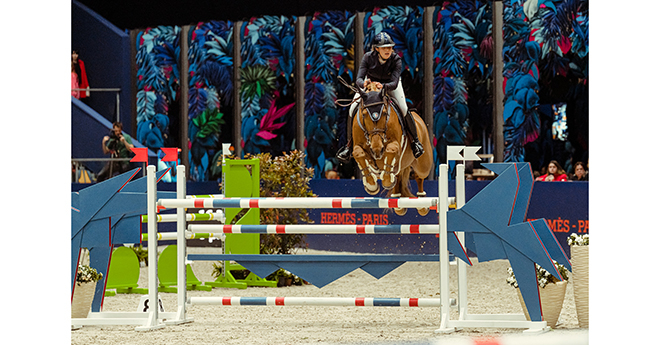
[304,11,356,178]
[133,1,589,180]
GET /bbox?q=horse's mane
[363,80,379,92]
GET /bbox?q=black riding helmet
[373,32,395,48]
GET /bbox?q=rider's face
[375,46,393,60]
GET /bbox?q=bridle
[335,76,391,147]
[357,96,390,147]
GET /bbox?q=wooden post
[295,16,306,153]
[179,25,190,170]
[233,21,243,158]
[492,0,504,162]
[423,7,435,179]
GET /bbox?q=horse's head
[358,86,390,160]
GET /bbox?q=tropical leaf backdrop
[508,0,589,171]
[187,21,233,181]
[428,0,587,173]
[132,1,588,180]
[364,6,425,101]
[431,1,492,177]
[136,26,180,153]
[240,16,297,158]
[304,11,356,178]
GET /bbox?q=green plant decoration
[246,150,316,255]
[192,108,225,139]
[240,65,277,101]
[76,264,104,285]
[130,245,149,265]
[506,260,569,289]
[265,268,305,286]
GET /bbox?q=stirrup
[337,143,352,163]
[411,139,424,159]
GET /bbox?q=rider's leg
[389,81,424,158]
[336,93,360,163]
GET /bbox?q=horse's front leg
[353,145,380,195]
[380,141,400,190]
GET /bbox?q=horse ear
[358,87,367,99]
[380,87,387,98]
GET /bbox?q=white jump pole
[158,197,441,210]
[190,296,443,307]
[436,163,454,333]
[455,163,469,320]
[166,164,193,325]
[141,232,221,241]
[188,223,447,234]
[135,165,165,331]
[140,212,225,223]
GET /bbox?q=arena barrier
[73,145,558,334]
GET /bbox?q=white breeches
[349,78,408,118]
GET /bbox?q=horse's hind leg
[392,167,412,216]
[415,175,429,216]
[415,174,426,197]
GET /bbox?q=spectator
[72,49,90,101]
[71,61,79,99]
[325,170,340,179]
[536,160,568,182]
[97,122,134,182]
[570,161,588,181]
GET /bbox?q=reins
[335,76,391,145]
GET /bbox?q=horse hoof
[394,207,408,216]
[417,207,429,216]
[365,185,380,195]
[382,178,397,190]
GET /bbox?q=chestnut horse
[340,78,433,216]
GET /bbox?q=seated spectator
[535,160,568,182]
[325,170,340,179]
[570,161,588,181]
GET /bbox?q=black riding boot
[403,111,424,158]
[337,116,353,163]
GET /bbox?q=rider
[336,32,425,163]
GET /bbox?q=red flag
[160,147,179,162]
[130,147,148,163]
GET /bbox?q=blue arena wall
[72,0,133,135]
[71,98,155,174]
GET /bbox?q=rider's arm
[382,56,402,91]
[355,52,372,89]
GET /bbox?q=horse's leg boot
[404,111,424,159]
